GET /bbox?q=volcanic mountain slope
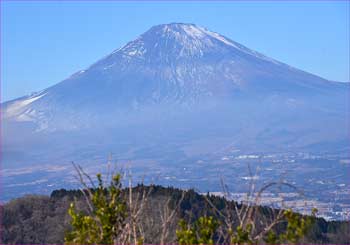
[2,23,349,168]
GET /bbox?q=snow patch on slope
[4,92,47,122]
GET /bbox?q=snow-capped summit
[93,23,282,67]
[118,23,244,58]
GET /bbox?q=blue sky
[1,1,349,102]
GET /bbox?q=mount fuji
[2,23,349,171]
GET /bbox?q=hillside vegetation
[1,184,349,244]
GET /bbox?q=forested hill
[1,185,349,244]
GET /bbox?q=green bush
[176,216,219,245]
[65,173,127,244]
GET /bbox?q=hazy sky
[1,1,349,101]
